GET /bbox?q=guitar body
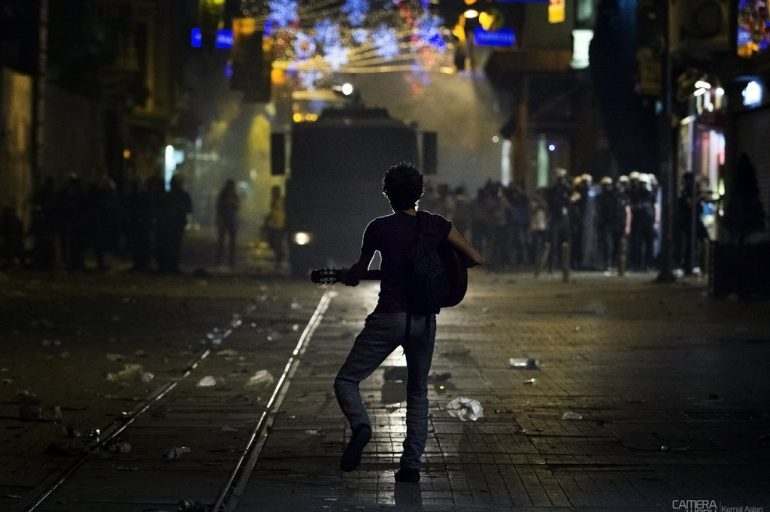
[437,242,468,307]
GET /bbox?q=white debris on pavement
[106,364,155,384]
[446,397,484,422]
[196,376,218,387]
[244,370,274,390]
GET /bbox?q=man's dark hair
[382,162,424,210]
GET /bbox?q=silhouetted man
[334,162,482,483]
[216,179,239,267]
[157,175,192,273]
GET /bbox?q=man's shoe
[340,425,371,472]
[395,468,420,483]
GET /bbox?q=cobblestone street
[1,267,769,511]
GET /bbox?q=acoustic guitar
[310,241,468,307]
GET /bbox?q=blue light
[225,61,233,78]
[216,29,234,49]
[191,28,234,49]
[191,28,202,48]
[548,144,556,151]
[474,27,516,47]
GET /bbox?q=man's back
[363,210,451,314]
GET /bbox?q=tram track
[14,290,333,512]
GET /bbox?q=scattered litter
[446,397,484,422]
[292,324,300,332]
[216,349,238,357]
[290,299,302,310]
[2,378,13,384]
[230,314,243,328]
[106,353,124,362]
[575,326,581,332]
[509,358,539,369]
[206,328,224,345]
[107,364,154,384]
[105,441,132,454]
[41,339,62,348]
[221,425,237,433]
[163,446,191,460]
[383,367,408,382]
[244,370,274,390]
[197,376,216,387]
[523,378,537,385]
[134,350,148,357]
[89,428,101,440]
[304,429,321,435]
[3,494,22,500]
[177,499,207,512]
[561,411,583,420]
[429,372,452,383]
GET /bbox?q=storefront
[678,78,726,241]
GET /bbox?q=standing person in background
[216,179,240,268]
[596,177,617,271]
[529,187,548,266]
[506,183,530,268]
[157,175,192,274]
[451,186,472,240]
[267,185,287,269]
[546,168,571,272]
[124,178,153,272]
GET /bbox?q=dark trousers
[217,223,237,266]
[334,312,436,471]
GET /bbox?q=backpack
[404,212,466,314]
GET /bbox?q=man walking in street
[334,162,482,483]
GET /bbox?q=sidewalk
[237,271,770,511]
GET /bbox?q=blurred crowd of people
[0,174,194,273]
[420,168,691,273]
[1,167,712,276]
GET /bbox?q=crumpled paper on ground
[446,397,484,421]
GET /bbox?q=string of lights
[238,0,453,88]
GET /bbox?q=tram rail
[14,290,333,512]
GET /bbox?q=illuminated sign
[474,27,516,47]
[549,0,565,23]
[216,29,234,49]
[190,28,234,49]
[191,28,202,48]
[742,80,764,107]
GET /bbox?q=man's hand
[340,267,360,287]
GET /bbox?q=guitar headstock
[310,268,345,285]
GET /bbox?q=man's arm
[447,226,483,267]
[342,222,377,286]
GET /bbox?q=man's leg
[398,314,436,481]
[334,313,403,470]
